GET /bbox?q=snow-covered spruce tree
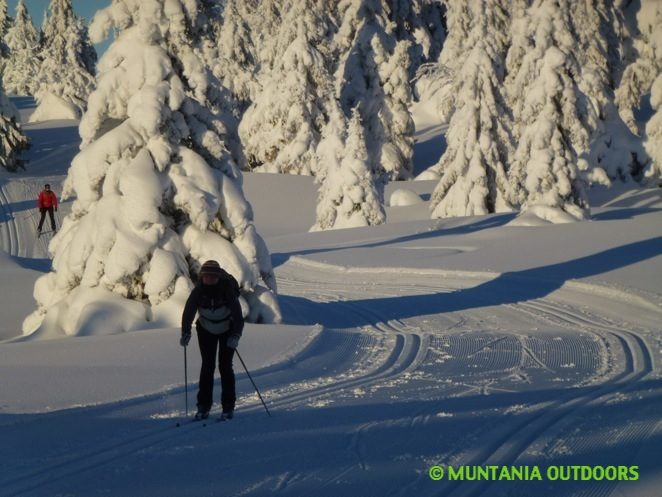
[335,0,414,181]
[23,0,280,338]
[644,72,662,182]
[0,0,11,74]
[504,0,529,86]
[615,3,662,136]
[211,0,257,111]
[239,0,335,175]
[644,3,662,181]
[31,0,96,120]
[0,80,28,171]
[0,73,18,119]
[0,0,8,36]
[431,0,473,125]
[429,0,513,219]
[570,0,647,183]
[379,39,415,180]
[507,0,605,222]
[248,0,288,73]
[388,0,445,76]
[313,106,385,230]
[3,0,41,96]
[571,0,623,121]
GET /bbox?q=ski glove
[226,334,240,349]
[180,332,191,347]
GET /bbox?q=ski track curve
[0,305,427,497]
[0,183,19,256]
[428,300,654,497]
[277,258,658,497]
[0,179,57,258]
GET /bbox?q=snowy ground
[0,102,661,497]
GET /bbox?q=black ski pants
[196,326,236,412]
[38,207,56,231]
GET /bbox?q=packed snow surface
[0,99,661,497]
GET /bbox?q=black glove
[226,334,240,349]
[180,332,191,347]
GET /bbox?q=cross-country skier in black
[180,260,244,421]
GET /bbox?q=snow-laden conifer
[377,39,414,180]
[3,0,41,96]
[335,0,414,180]
[644,3,662,181]
[504,0,530,85]
[616,3,662,136]
[0,0,8,37]
[0,78,28,171]
[313,106,385,230]
[23,0,280,338]
[239,0,335,175]
[211,0,257,109]
[429,0,513,218]
[568,0,646,183]
[644,73,662,181]
[0,0,11,73]
[31,0,96,120]
[571,1,623,120]
[389,0,445,75]
[433,1,473,125]
[508,0,599,222]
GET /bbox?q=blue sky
[7,0,111,57]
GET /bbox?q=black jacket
[181,279,244,336]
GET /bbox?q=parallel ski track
[0,183,19,256]
[1,258,657,497]
[0,180,50,258]
[0,300,427,497]
[427,300,654,497]
[279,260,656,497]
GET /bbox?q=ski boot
[194,409,210,421]
[220,409,234,421]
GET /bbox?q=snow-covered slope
[0,98,660,497]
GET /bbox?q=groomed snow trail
[3,251,657,497]
[271,257,660,497]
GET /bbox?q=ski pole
[184,345,189,417]
[236,349,271,417]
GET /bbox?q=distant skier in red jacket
[37,184,58,234]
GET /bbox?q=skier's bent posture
[180,260,244,420]
[37,183,58,234]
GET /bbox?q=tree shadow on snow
[280,237,662,328]
[591,207,662,221]
[271,213,517,269]
[11,255,51,272]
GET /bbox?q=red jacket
[38,190,58,209]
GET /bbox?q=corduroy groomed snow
[200,260,223,277]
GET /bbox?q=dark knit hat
[200,260,222,276]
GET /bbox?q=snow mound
[507,204,583,226]
[23,286,148,339]
[29,92,80,122]
[414,168,441,181]
[388,188,424,207]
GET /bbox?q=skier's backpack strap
[218,268,240,297]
